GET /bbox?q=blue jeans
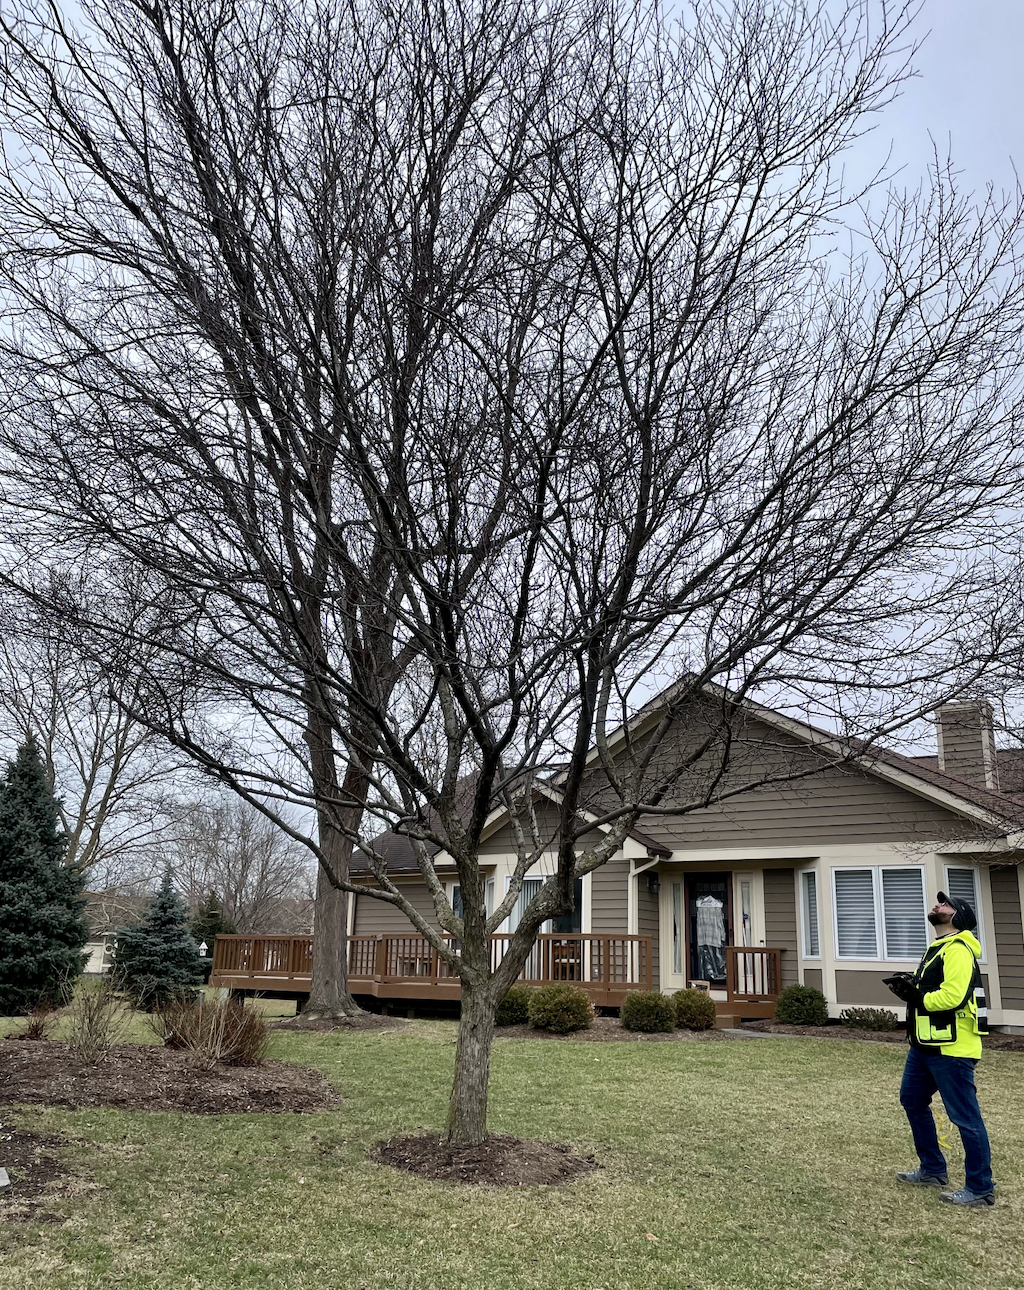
[899,1047,993,1195]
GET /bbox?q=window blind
[946,867,983,956]
[511,877,543,930]
[834,869,877,957]
[802,871,820,957]
[881,868,927,958]
[946,867,978,910]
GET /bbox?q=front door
[685,874,732,987]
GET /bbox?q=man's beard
[927,911,950,926]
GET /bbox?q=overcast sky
[851,0,1022,198]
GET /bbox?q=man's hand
[882,973,921,1006]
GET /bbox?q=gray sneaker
[896,1168,948,1187]
[940,1188,994,1208]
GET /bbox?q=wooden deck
[209,932,654,1007]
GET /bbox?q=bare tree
[2,0,1024,1146]
[172,795,314,932]
[0,590,185,882]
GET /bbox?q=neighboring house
[81,892,152,976]
[339,695,1024,1030]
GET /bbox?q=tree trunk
[304,861,360,1017]
[442,980,496,1146]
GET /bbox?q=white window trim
[799,867,821,960]
[830,864,928,962]
[943,864,987,963]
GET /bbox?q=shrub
[110,870,205,1010]
[66,980,129,1061]
[527,982,594,1033]
[495,984,534,1026]
[774,984,829,1026]
[620,990,676,1033]
[190,892,236,984]
[839,1006,899,1031]
[150,995,270,1067]
[672,988,718,1030]
[11,1000,59,1041]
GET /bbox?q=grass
[1,1018,1021,1290]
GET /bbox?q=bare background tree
[171,795,314,933]
[2,0,1024,1145]
[0,589,185,885]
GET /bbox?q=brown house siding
[626,717,973,850]
[635,878,660,990]
[835,970,900,1006]
[835,968,990,1007]
[763,868,799,988]
[590,854,630,933]
[353,881,441,936]
[990,865,1024,1009]
[477,804,560,856]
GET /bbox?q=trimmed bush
[620,990,676,1033]
[495,984,534,1026]
[150,995,270,1067]
[839,1006,899,1031]
[774,984,829,1026]
[527,982,594,1033]
[672,988,718,1030]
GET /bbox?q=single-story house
[211,692,1024,1029]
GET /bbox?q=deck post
[373,935,386,982]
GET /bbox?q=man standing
[884,893,994,1208]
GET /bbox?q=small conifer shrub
[774,984,829,1026]
[110,870,205,1010]
[527,982,594,1033]
[839,1006,899,1031]
[620,990,676,1032]
[672,988,718,1030]
[495,983,534,1026]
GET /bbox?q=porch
[209,932,655,1008]
[209,935,782,1020]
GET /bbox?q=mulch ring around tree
[0,1123,71,1221]
[0,1040,339,1114]
[370,1132,600,1187]
[271,1012,411,1035]
[495,1015,732,1042]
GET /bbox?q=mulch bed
[738,1021,1024,1051]
[739,1020,908,1044]
[0,1123,70,1222]
[271,1012,411,1035]
[495,1015,731,1042]
[370,1132,599,1186]
[0,1040,339,1114]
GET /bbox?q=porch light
[646,874,660,894]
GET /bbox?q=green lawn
[1,1022,1021,1290]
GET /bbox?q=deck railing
[210,932,651,996]
[725,946,783,1003]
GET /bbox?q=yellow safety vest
[908,929,987,1059]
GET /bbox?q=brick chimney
[935,701,1000,791]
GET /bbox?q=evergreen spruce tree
[0,735,88,1014]
[190,892,236,983]
[111,869,204,1009]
